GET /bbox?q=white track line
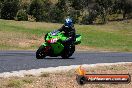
[0,62,132,78]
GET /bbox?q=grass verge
[0,19,132,51]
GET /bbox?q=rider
[58,18,76,47]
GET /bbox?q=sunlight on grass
[6,78,33,88]
[0,19,132,51]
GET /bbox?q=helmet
[64,18,73,28]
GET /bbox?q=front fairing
[43,30,81,55]
[44,31,67,55]
[45,31,67,42]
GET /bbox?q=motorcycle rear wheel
[61,45,75,59]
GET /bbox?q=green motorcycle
[36,30,81,59]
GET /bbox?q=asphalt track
[0,51,132,73]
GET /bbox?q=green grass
[5,78,33,88]
[0,19,132,51]
[76,20,132,51]
[79,29,132,51]
[6,80,21,88]
[0,21,50,36]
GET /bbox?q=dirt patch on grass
[0,31,105,51]
[17,36,44,48]
[0,31,45,50]
[0,63,132,88]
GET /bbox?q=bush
[28,0,44,21]
[16,9,28,21]
[1,0,19,20]
[28,15,36,22]
[81,15,89,24]
[67,9,81,23]
[81,10,98,24]
[0,3,2,18]
[28,0,53,22]
[48,6,64,23]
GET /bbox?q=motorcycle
[36,30,81,59]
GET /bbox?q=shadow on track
[40,57,75,60]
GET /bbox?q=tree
[95,0,114,24]
[56,0,66,11]
[0,1,2,18]
[28,0,53,22]
[118,0,132,19]
[19,0,30,10]
[28,0,44,21]
[48,5,65,23]
[81,4,100,24]
[1,0,19,20]
[69,0,83,10]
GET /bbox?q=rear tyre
[36,45,46,59]
[61,44,75,59]
[68,45,75,56]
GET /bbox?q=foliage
[1,0,19,20]
[48,5,64,23]
[0,2,2,18]
[113,0,132,19]
[69,0,83,10]
[16,9,28,21]
[0,0,132,24]
[68,9,81,23]
[28,0,44,21]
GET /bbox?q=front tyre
[36,45,46,59]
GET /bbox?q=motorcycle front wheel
[36,45,47,59]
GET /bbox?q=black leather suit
[58,25,76,44]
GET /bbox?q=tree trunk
[123,9,127,19]
[101,8,107,24]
